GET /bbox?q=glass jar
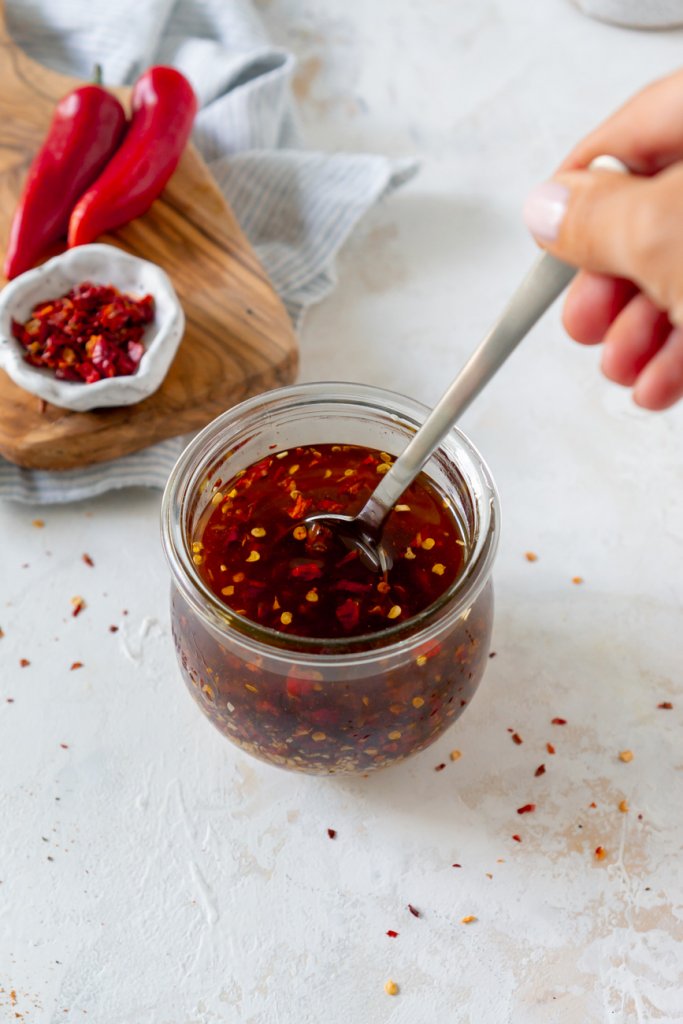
[161,382,500,775]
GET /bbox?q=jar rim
[161,382,500,664]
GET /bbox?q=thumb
[523,168,651,279]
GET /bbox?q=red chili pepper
[68,66,197,247]
[5,74,126,279]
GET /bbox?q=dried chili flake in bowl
[0,244,183,411]
[12,282,154,384]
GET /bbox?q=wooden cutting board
[0,1,298,471]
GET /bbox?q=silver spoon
[305,156,627,571]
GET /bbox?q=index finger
[558,67,683,175]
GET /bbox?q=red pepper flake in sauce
[82,553,95,567]
[327,828,336,839]
[70,661,84,671]
[71,596,86,617]
[511,731,523,745]
[386,930,399,938]
[546,742,555,755]
[551,717,567,726]
[408,904,420,918]
[658,701,673,710]
[193,444,467,641]
[19,658,30,667]
[517,803,536,815]
[12,282,154,383]
[534,764,546,777]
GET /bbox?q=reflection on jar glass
[161,382,500,775]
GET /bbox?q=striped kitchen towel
[1,0,416,503]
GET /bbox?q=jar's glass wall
[162,383,500,774]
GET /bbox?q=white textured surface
[2,2,683,1022]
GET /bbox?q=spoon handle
[359,250,577,533]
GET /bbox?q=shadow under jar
[161,382,500,775]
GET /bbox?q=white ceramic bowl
[0,244,184,411]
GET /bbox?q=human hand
[523,68,683,410]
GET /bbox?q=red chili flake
[551,718,567,725]
[19,658,30,667]
[386,930,399,938]
[658,701,673,710]
[82,553,94,567]
[517,803,536,815]
[335,598,359,631]
[6,697,14,703]
[109,625,119,633]
[594,845,607,861]
[434,763,446,772]
[11,283,154,384]
[290,562,322,581]
[288,493,312,520]
[70,661,84,671]
[489,651,497,658]
[512,834,522,842]
[546,742,555,755]
[71,596,86,617]
[452,863,462,868]
[327,828,336,839]
[408,904,420,918]
[589,801,597,808]
[534,764,546,777]
[511,731,523,745]
[60,743,69,749]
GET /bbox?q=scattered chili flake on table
[82,553,95,567]
[19,658,30,667]
[452,863,462,867]
[434,762,447,772]
[59,743,69,749]
[32,518,45,528]
[12,282,154,383]
[619,750,634,763]
[408,904,420,918]
[327,828,336,839]
[511,731,523,745]
[534,764,546,777]
[386,930,399,938]
[461,915,477,924]
[489,651,496,658]
[658,701,673,710]
[551,717,567,726]
[524,551,538,562]
[619,799,629,813]
[517,803,536,815]
[589,801,597,809]
[71,596,86,617]
[594,845,607,861]
[109,625,119,633]
[546,742,555,755]
[384,980,399,996]
[512,834,522,842]
[70,661,83,671]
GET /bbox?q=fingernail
[523,182,569,242]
